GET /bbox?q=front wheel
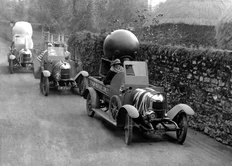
[40,74,49,96]
[9,59,14,74]
[176,113,188,144]
[86,93,95,117]
[109,95,122,120]
[124,114,133,145]
[79,77,87,96]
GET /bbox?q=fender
[42,70,51,77]
[83,87,100,108]
[116,104,139,127]
[74,70,89,80]
[120,104,139,118]
[167,104,194,120]
[9,54,16,60]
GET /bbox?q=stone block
[187,73,192,79]
[199,76,204,81]
[219,80,225,87]
[204,77,210,83]
[204,126,210,134]
[211,79,218,85]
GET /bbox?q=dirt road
[0,38,232,166]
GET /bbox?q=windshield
[48,46,65,57]
[124,62,148,76]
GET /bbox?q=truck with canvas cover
[8,21,34,73]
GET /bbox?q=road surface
[0,38,232,166]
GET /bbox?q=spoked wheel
[109,95,122,119]
[124,114,133,145]
[176,113,188,144]
[79,77,87,96]
[40,74,49,96]
[9,59,14,74]
[86,93,95,117]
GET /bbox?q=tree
[1,0,160,36]
[216,5,232,50]
[89,0,159,33]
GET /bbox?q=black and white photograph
[0,0,232,165]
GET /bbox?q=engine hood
[132,88,165,115]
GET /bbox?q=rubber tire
[86,93,95,117]
[109,95,122,120]
[40,75,49,96]
[124,114,133,145]
[9,59,14,74]
[176,113,188,144]
[79,77,87,96]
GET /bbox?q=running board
[92,108,117,126]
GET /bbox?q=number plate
[58,86,71,90]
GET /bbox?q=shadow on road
[93,114,179,145]
[0,63,34,75]
[0,64,10,74]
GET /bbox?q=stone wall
[68,32,232,146]
[139,44,232,145]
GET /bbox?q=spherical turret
[103,29,139,61]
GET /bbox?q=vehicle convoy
[83,29,195,145]
[34,42,88,96]
[8,21,34,73]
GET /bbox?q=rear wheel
[40,74,49,96]
[176,113,188,144]
[124,114,133,145]
[9,59,14,74]
[86,93,95,117]
[109,95,122,119]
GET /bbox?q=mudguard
[42,70,51,77]
[74,71,89,80]
[117,104,139,127]
[120,105,139,118]
[167,104,194,120]
[83,87,100,108]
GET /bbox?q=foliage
[216,5,232,50]
[68,31,106,75]
[1,0,228,49]
[27,0,70,33]
[68,0,96,33]
[144,23,217,48]
[0,0,160,34]
[91,0,146,31]
[154,0,232,26]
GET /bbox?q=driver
[103,59,124,85]
[36,42,53,62]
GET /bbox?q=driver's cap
[111,59,121,66]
